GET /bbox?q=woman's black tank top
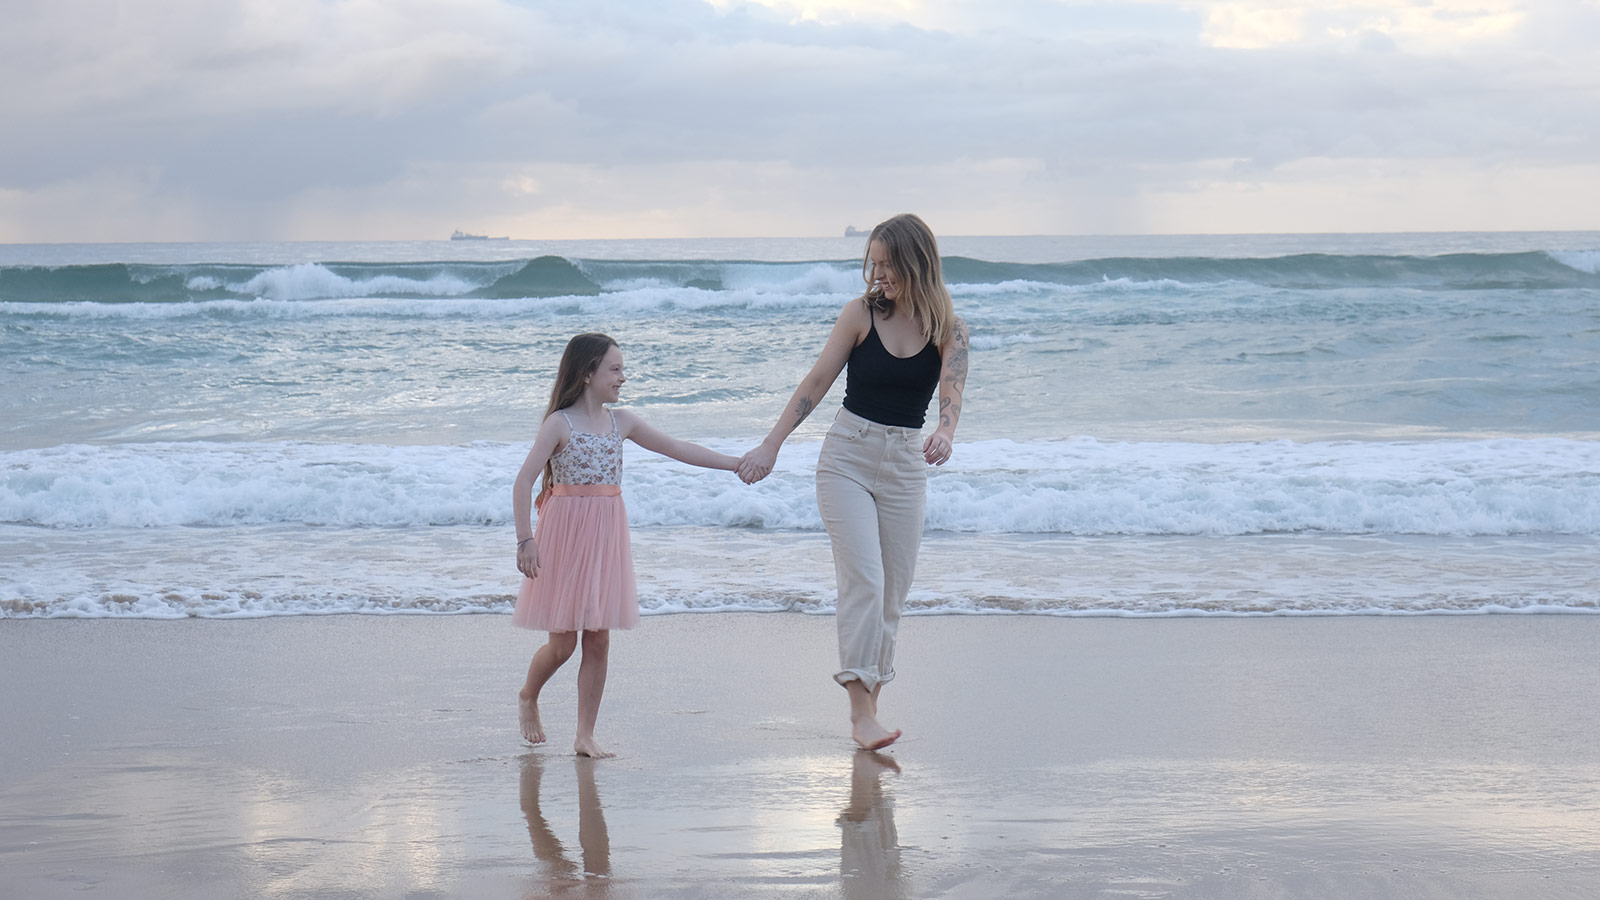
[842,310,942,428]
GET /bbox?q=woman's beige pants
[815,407,928,691]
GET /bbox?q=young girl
[512,332,739,758]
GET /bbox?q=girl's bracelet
[517,538,534,549]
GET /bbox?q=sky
[2,0,1597,241]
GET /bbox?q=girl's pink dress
[512,410,639,632]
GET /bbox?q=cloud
[1,0,1596,239]
[1180,0,1531,50]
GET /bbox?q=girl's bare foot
[573,735,615,759]
[519,695,545,744]
[851,716,901,751]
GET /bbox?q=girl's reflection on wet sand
[519,754,611,897]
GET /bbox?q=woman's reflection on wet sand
[839,750,905,899]
[519,754,611,897]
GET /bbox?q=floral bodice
[550,410,623,484]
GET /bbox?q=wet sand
[2,613,1598,898]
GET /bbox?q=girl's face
[588,346,625,403]
[868,239,901,303]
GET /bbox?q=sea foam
[1548,250,1600,275]
[228,263,482,300]
[5,438,1597,536]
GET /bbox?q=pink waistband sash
[549,483,622,497]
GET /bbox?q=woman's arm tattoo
[792,396,814,427]
[948,319,970,382]
[947,347,969,383]
[939,319,970,429]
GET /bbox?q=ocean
[3,232,1598,619]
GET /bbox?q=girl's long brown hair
[536,332,618,509]
[860,213,956,347]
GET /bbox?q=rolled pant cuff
[834,668,896,690]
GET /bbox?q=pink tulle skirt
[512,485,639,632]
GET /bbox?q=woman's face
[868,239,901,302]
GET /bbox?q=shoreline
[3,613,1599,898]
[5,526,1598,620]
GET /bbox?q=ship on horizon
[450,229,510,241]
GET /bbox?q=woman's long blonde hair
[860,213,955,347]
[536,332,618,509]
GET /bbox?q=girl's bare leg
[574,630,615,758]
[520,631,577,744]
[847,680,900,750]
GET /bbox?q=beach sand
[2,613,1598,899]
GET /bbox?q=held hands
[516,539,540,579]
[737,444,778,484]
[738,432,949,478]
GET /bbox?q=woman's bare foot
[573,735,615,759]
[519,695,545,744]
[851,715,901,751]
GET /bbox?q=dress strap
[559,410,573,429]
[608,409,618,435]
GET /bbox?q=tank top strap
[559,410,574,429]
[608,408,618,435]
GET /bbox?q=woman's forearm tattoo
[792,396,814,427]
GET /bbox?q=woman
[738,213,969,750]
